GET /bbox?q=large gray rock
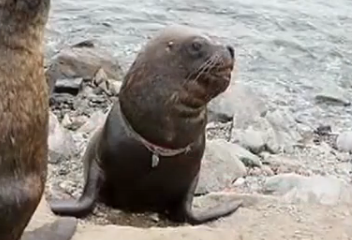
[208,82,267,123]
[231,143,262,168]
[234,127,266,154]
[46,40,124,94]
[213,83,302,154]
[264,109,303,153]
[196,139,248,194]
[232,107,303,154]
[263,173,352,205]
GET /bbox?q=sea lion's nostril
[226,45,235,59]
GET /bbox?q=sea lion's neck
[119,87,207,149]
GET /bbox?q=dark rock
[72,39,95,48]
[45,41,124,94]
[54,78,83,95]
[314,125,332,136]
[315,85,351,106]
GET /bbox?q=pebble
[336,131,352,152]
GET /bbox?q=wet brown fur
[0,1,76,240]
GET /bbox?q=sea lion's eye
[191,41,202,52]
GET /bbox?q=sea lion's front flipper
[21,217,77,240]
[50,129,103,218]
[175,174,243,225]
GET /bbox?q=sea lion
[0,0,77,239]
[50,25,242,224]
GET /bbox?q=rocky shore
[27,39,352,239]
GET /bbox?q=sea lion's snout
[215,44,235,81]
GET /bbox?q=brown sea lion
[0,0,77,239]
[50,25,242,224]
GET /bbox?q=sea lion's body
[51,25,242,224]
[93,102,205,213]
[0,0,77,239]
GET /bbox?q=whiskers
[186,53,222,83]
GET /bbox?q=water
[46,0,352,131]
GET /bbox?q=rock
[77,110,109,137]
[72,39,95,48]
[314,125,332,136]
[261,165,275,176]
[61,113,72,128]
[264,109,303,153]
[263,173,352,205]
[208,82,267,123]
[62,114,89,131]
[91,68,118,96]
[25,196,60,231]
[335,151,352,162]
[233,127,266,154]
[336,131,352,152]
[196,139,247,194]
[261,154,306,175]
[233,177,246,186]
[248,167,263,176]
[315,85,351,106]
[93,67,108,86]
[48,112,77,164]
[232,106,302,154]
[54,78,83,95]
[206,121,232,140]
[109,80,122,95]
[45,40,124,94]
[223,84,302,154]
[231,143,262,168]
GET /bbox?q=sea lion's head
[0,0,50,27]
[121,25,235,108]
[0,0,51,49]
[119,25,236,147]
[154,25,235,102]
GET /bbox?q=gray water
[46,0,352,131]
